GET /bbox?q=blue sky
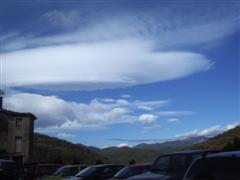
[0,0,239,147]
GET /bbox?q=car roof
[90,164,123,168]
[62,165,87,168]
[205,151,240,158]
[36,164,62,166]
[128,163,151,167]
[158,149,219,156]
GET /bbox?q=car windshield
[75,167,97,177]
[53,166,65,176]
[151,154,192,173]
[114,166,145,178]
[186,157,240,179]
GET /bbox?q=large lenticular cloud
[2,40,212,90]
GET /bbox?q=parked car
[66,164,124,180]
[41,165,87,180]
[111,163,151,179]
[54,165,88,178]
[183,151,240,180]
[128,150,220,180]
[25,164,63,180]
[0,159,19,180]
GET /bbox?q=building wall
[0,114,8,152]
[7,116,34,163]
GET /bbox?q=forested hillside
[33,133,104,164]
[194,126,240,150]
[32,126,240,164]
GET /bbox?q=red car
[24,164,62,180]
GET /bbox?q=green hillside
[32,126,240,165]
[99,145,190,164]
[99,146,159,164]
[194,126,240,150]
[33,133,104,164]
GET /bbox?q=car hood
[128,171,172,180]
[63,176,81,180]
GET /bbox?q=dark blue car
[128,150,220,180]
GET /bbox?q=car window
[115,166,145,178]
[113,166,124,173]
[102,167,113,174]
[169,155,189,170]
[60,167,79,176]
[186,157,240,179]
[153,156,171,171]
[76,167,97,177]
[152,155,193,173]
[53,166,64,176]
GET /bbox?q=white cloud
[5,6,238,91]
[134,100,169,111]
[159,111,195,116]
[3,92,163,130]
[176,122,240,139]
[121,94,131,99]
[3,5,238,52]
[167,118,181,124]
[2,41,213,90]
[57,132,77,139]
[142,124,160,131]
[138,114,158,124]
[116,143,129,148]
[226,122,240,130]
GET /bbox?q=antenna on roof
[0,38,2,91]
[0,38,4,109]
[0,90,4,96]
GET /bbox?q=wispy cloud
[159,111,195,116]
[110,138,160,144]
[167,118,181,124]
[4,3,239,90]
[3,4,238,52]
[57,132,77,140]
[142,124,160,132]
[121,94,131,99]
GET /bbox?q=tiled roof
[0,108,37,120]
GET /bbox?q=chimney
[0,96,2,109]
[0,90,4,109]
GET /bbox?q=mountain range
[33,126,240,164]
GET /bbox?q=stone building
[0,97,36,164]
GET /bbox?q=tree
[72,157,80,165]
[53,156,63,164]
[95,159,103,164]
[223,137,240,151]
[129,159,136,165]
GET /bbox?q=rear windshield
[151,154,194,174]
[114,166,148,178]
[186,157,240,179]
[76,167,97,177]
[54,166,80,176]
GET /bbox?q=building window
[16,118,22,128]
[15,136,22,153]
